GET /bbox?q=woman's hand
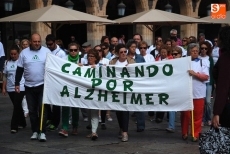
[78,63,83,66]
[212,115,220,128]
[188,70,196,76]
[2,89,7,96]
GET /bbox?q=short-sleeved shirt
[3,60,25,92]
[51,45,66,58]
[17,46,51,87]
[191,59,209,99]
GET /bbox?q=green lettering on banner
[123,80,133,92]
[91,78,102,88]
[99,66,102,78]
[112,92,120,102]
[106,79,117,91]
[146,65,158,77]
[120,67,130,78]
[123,92,127,104]
[98,90,108,101]
[107,66,116,77]
[162,64,173,76]
[61,63,71,73]
[84,89,94,100]
[130,93,143,105]
[72,67,81,76]
[60,85,69,97]
[74,87,81,98]
[158,93,169,105]
[135,65,144,77]
[145,94,154,104]
[84,68,95,78]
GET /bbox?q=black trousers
[101,110,106,123]
[8,91,26,130]
[47,105,60,127]
[25,85,47,133]
[220,103,230,128]
[116,111,129,132]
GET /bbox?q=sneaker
[72,128,78,135]
[59,129,68,137]
[166,128,175,133]
[11,130,17,134]
[101,124,107,130]
[48,125,58,131]
[31,132,38,140]
[106,114,113,121]
[83,117,88,122]
[99,116,101,123]
[38,133,46,142]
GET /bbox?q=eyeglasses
[102,47,107,50]
[46,42,54,46]
[119,50,127,54]
[201,47,208,50]
[139,47,147,50]
[69,49,78,52]
[172,53,179,56]
[88,55,95,58]
[95,49,102,52]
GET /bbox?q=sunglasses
[119,50,127,54]
[201,47,208,50]
[172,53,179,56]
[102,48,107,50]
[69,49,78,52]
[139,47,147,50]
[95,49,102,52]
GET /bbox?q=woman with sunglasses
[138,41,155,62]
[110,44,135,142]
[85,49,101,140]
[199,41,214,127]
[2,46,26,133]
[58,43,81,138]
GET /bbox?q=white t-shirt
[99,58,110,66]
[51,45,66,59]
[3,60,25,92]
[115,59,128,66]
[191,59,209,99]
[143,54,155,63]
[0,42,5,57]
[212,46,219,65]
[17,46,51,87]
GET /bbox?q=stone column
[29,0,52,45]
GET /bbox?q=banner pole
[39,103,45,133]
[191,110,194,138]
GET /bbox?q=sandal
[182,134,188,140]
[106,114,113,121]
[192,137,198,142]
[91,133,98,140]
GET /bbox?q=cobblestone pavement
[0,95,209,154]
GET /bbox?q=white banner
[43,54,193,111]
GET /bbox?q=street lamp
[207,4,211,16]
[118,1,126,16]
[4,0,14,12]
[65,0,74,10]
[165,2,172,12]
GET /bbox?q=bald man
[15,33,51,142]
[110,37,118,46]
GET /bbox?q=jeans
[168,111,175,129]
[203,83,212,122]
[8,91,26,130]
[25,85,47,133]
[136,112,145,129]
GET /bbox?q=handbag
[199,127,230,154]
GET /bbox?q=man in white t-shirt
[45,34,66,131]
[15,33,51,142]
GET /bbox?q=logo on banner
[211,4,226,19]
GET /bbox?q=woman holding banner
[109,44,135,142]
[59,43,81,137]
[181,43,209,142]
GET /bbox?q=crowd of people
[0,26,230,144]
